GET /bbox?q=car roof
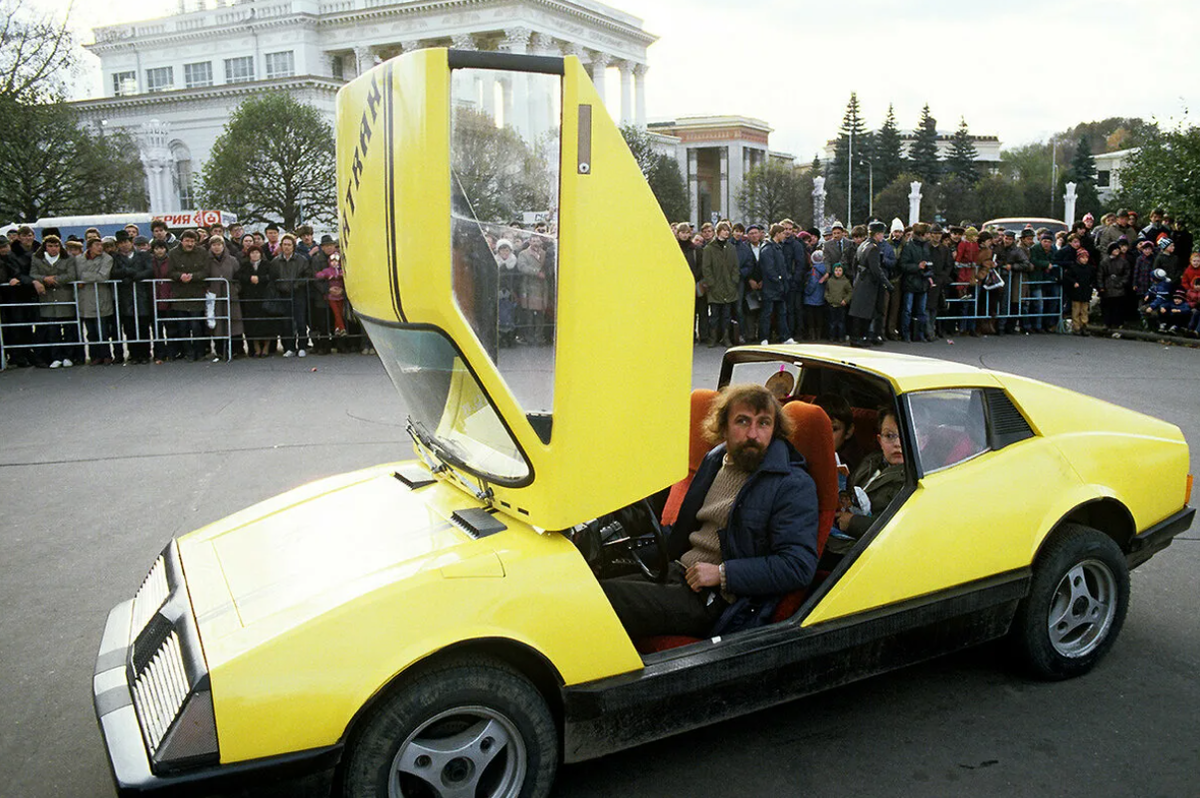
[733,344,1004,393]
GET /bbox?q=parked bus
[1,210,238,241]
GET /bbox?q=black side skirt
[1127,506,1194,569]
[562,570,1028,763]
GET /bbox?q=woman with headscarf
[206,236,243,360]
[238,244,273,357]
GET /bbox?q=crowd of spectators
[3,204,1198,371]
[0,220,365,369]
[677,207,1200,346]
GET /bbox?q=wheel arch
[338,636,566,751]
[1040,498,1137,559]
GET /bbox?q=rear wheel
[1012,524,1129,680]
[342,658,557,798]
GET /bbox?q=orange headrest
[781,401,839,555]
[687,389,719,471]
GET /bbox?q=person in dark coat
[1099,241,1129,328]
[238,245,273,356]
[110,230,154,363]
[926,225,956,339]
[600,384,819,638]
[849,221,893,346]
[166,229,212,361]
[1,227,39,367]
[898,222,934,342]
[1064,247,1094,334]
[678,224,706,343]
[270,233,314,356]
[756,224,793,344]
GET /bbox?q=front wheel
[342,658,558,798]
[1011,524,1129,680]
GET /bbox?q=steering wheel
[631,498,671,583]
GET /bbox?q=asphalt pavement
[1,333,1196,798]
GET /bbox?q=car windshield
[365,322,530,484]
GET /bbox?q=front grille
[132,631,190,755]
[131,555,169,634]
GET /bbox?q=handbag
[982,270,1005,291]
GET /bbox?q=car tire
[341,657,558,798]
[1011,523,1129,681]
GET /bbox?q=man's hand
[33,280,45,295]
[7,278,18,286]
[250,275,259,285]
[685,562,721,592]
[835,511,853,531]
[43,276,56,286]
[749,279,762,290]
[181,273,193,283]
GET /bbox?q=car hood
[177,464,484,649]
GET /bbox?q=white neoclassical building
[73,0,657,214]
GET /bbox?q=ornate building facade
[74,0,657,214]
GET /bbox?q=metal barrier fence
[0,278,361,370]
[939,274,1065,331]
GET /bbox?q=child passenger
[813,393,864,479]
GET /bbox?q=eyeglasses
[880,432,901,443]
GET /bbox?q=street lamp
[862,157,874,220]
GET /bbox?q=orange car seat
[660,389,718,526]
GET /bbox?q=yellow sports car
[93,50,1194,798]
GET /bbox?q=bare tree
[0,0,76,102]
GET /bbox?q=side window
[909,389,989,474]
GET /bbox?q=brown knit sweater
[680,455,751,600]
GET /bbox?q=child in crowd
[824,263,852,341]
[803,250,828,340]
[1181,252,1200,293]
[1161,290,1191,333]
[1186,277,1200,337]
[1141,268,1174,328]
[314,250,347,337]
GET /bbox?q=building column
[729,142,745,221]
[618,60,633,126]
[138,120,174,214]
[353,46,375,76]
[529,33,555,133]
[688,148,699,226]
[500,28,531,136]
[633,63,648,127]
[588,52,609,107]
[719,146,729,219]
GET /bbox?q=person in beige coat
[76,237,116,363]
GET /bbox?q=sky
[34,0,1200,160]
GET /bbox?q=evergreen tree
[1067,134,1100,218]
[621,124,690,221]
[908,103,942,184]
[811,155,822,176]
[946,117,979,185]
[830,92,871,223]
[874,104,904,191]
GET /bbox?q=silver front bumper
[94,598,160,794]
